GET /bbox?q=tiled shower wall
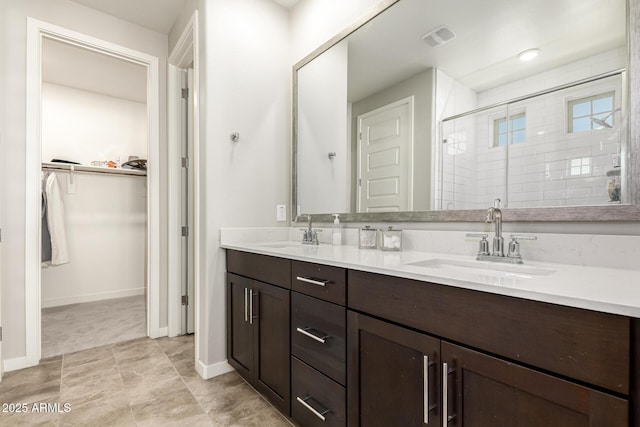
[437,48,626,210]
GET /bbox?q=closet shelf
[42,162,147,177]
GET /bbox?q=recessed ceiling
[69,0,187,34]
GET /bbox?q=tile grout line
[158,337,213,420]
[111,341,141,426]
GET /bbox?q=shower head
[592,117,613,128]
[591,108,621,129]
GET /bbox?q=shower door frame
[24,18,163,367]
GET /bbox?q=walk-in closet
[40,37,148,358]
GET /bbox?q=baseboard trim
[3,356,33,373]
[196,359,234,380]
[41,288,145,308]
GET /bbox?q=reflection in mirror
[294,0,631,219]
[438,72,626,210]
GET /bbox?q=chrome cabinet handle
[442,362,456,426]
[424,355,429,424]
[442,362,448,427]
[249,289,254,325]
[296,276,331,287]
[296,327,329,344]
[244,288,248,322]
[296,396,329,422]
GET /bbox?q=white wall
[41,83,148,165]
[297,40,349,214]
[291,0,382,63]
[197,0,291,371]
[41,172,146,307]
[0,0,168,362]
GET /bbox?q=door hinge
[359,178,362,186]
[182,295,188,306]
[0,326,3,341]
[181,157,189,168]
[181,226,189,237]
[0,227,2,243]
[181,88,189,99]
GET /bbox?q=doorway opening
[25,18,162,366]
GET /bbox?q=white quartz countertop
[221,240,640,318]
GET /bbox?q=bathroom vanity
[223,240,639,426]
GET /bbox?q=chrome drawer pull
[296,396,330,421]
[296,327,328,344]
[296,276,331,287]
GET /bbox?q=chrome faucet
[467,198,537,264]
[486,198,504,257]
[295,214,319,245]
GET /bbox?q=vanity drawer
[292,292,346,385]
[348,269,630,395]
[226,250,291,289]
[292,356,346,427]
[292,261,346,305]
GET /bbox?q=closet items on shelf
[42,171,69,267]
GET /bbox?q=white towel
[44,172,70,266]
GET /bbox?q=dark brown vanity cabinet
[226,251,291,415]
[291,261,347,427]
[347,270,632,427]
[226,250,638,426]
[347,312,441,427]
[441,341,628,427]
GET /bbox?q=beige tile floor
[41,296,147,358]
[0,335,292,426]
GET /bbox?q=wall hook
[230,132,240,143]
[328,152,337,160]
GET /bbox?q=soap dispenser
[332,214,342,246]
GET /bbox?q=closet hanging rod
[41,162,147,177]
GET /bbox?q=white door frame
[168,11,200,346]
[25,18,162,367]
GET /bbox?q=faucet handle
[507,235,537,259]
[510,235,537,241]
[467,233,490,256]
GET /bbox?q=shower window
[493,113,526,147]
[568,91,615,133]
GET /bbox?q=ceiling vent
[421,26,456,48]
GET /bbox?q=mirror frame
[292,0,640,223]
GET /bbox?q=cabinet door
[227,273,253,378]
[254,280,291,416]
[441,341,628,427]
[348,311,441,427]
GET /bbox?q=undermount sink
[405,258,555,278]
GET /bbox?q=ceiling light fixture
[518,48,540,61]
